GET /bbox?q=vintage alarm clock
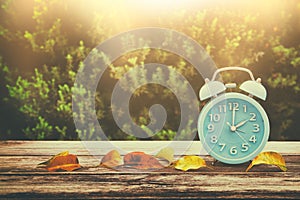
[197,67,270,164]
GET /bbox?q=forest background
[0,0,299,140]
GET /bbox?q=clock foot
[212,159,219,166]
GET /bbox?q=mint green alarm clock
[198,67,270,164]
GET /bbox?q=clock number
[249,135,257,143]
[207,124,214,132]
[253,124,260,132]
[229,102,239,111]
[241,143,249,152]
[230,146,238,155]
[219,143,226,152]
[219,104,227,113]
[209,114,220,122]
[243,105,247,112]
[234,103,239,110]
[210,135,218,143]
[250,113,256,121]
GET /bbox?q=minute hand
[232,108,236,126]
[235,119,249,128]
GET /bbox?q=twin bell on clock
[197,67,270,164]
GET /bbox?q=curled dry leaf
[47,163,82,172]
[38,151,69,166]
[155,147,174,164]
[124,152,164,170]
[100,150,123,168]
[173,155,207,171]
[39,151,82,172]
[246,151,287,172]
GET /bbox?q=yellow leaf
[246,151,287,172]
[155,147,174,163]
[38,151,69,166]
[173,155,207,171]
[100,150,123,168]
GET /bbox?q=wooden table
[0,141,299,199]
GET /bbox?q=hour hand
[235,119,249,128]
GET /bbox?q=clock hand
[235,119,249,128]
[226,122,236,132]
[232,108,236,126]
[235,130,251,147]
[236,129,246,133]
[227,120,246,133]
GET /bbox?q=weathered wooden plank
[1,141,299,155]
[0,172,299,199]
[0,155,299,173]
[0,141,299,199]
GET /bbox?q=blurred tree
[0,0,299,140]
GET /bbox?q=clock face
[198,92,270,164]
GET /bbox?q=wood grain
[0,141,299,199]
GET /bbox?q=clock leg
[212,159,219,166]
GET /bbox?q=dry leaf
[156,147,174,164]
[246,151,287,172]
[46,154,81,172]
[173,155,207,171]
[100,150,123,168]
[39,151,82,172]
[47,163,82,172]
[38,151,69,166]
[123,152,164,170]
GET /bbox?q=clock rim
[197,92,270,164]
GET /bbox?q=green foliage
[265,43,300,140]
[3,40,105,139]
[0,0,299,140]
[24,116,53,140]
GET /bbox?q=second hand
[235,130,251,147]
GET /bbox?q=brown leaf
[173,155,207,171]
[100,150,123,168]
[246,151,287,172]
[39,151,82,172]
[123,152,164,170]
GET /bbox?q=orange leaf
[38,151,69,166]
[246,151,287,172]
[124,152,164,170]
[47,154,79,167]
[173,155,207,171]
[40,152,82,172]
[47,164,82,172]
[100,150,123,168]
